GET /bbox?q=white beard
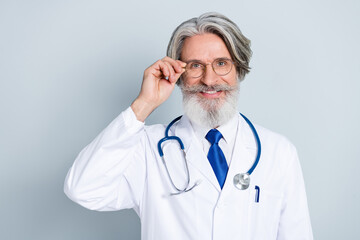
[179,83,239,128]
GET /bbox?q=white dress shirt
[189,114,239,166]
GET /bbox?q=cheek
[223,71,238,86]
[182,76,200,87]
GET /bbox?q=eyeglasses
[183,58,235,78]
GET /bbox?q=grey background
[1,0,359,239]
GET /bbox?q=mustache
[180,84,238,94]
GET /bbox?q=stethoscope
[157,113,261,195]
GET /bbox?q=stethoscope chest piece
[233,173,250,190]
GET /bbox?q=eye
[216,60,228,67]
[189,62,202,69]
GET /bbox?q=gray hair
[167,12,252,83]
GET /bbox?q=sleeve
[277,145,313,240]
[64,107,147,212]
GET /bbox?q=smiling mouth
[199,90,223,98]
[201,90,219,94]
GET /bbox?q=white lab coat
[64,107,313,240]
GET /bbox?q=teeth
[202,90,217,94]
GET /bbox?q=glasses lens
[186,62,204,78]
[184,59,233,78]
[213,59,233,76]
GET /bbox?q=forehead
[181,33,231,62]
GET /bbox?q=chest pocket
[247,189,283,240]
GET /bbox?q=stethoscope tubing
[157,116,183,157]
[158,113,261,194]
[239,113,261,175]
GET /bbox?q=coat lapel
[221,114,258,196]
[174,115,221,192]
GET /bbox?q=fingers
[163,61,174,81]
[155,57,186,83]
[137,57,187,118]
[163,57,185,73]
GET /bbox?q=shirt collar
[188,113,239,143]
[217,114,238,144]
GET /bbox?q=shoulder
[237,114,299,164]
[238,114,294,147]
[143,123,166,140]
[250,122,299,178]
[143,115,186,138]
[143,116,191,151]
[238,113,299,165]
[254,124,296,152]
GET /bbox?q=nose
[201,63,219,86]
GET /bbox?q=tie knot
[206,129,223,145]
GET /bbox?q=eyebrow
[182,59,203,63]
[182,57,231,63]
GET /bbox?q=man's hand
[131,57,186,122]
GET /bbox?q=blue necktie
[206,129,228,189]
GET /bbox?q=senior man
[64,12,313,240]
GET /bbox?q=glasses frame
[183,57,236,78]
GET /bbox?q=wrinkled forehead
[180,33,232,62]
